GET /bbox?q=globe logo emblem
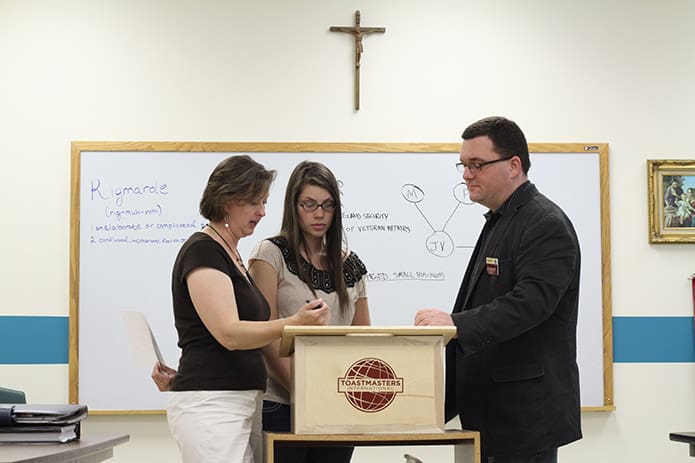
[337,358,404,412]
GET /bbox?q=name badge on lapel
[485,257,499,276]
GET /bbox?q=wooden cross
[330,10,385,110]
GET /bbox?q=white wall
[1,0,695,461]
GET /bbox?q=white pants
[167,390,263,463]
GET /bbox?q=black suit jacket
[446,181,582,457]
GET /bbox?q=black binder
[0,422,81,443]
[0,404,88,426]
[0,404,87,443]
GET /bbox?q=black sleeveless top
[171,232,270,391]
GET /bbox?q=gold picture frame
[647,159,695,243]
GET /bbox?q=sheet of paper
[121,310,167,368]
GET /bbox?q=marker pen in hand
[305,300,322,309]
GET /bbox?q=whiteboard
[68,142,612,412]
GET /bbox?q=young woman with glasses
[248,160,371,463]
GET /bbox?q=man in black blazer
[416,116,582,463]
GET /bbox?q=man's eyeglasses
[298,200,336,213]
[456,156,513,174]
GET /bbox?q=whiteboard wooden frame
[69,141,613,413]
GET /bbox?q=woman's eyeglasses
[298,200,336,212]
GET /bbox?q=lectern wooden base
[280,326,457,435]
[264,430,480,463]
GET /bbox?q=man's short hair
[462,116,530,174]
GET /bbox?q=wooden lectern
[279,326,457,435]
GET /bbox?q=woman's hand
[151,361,177,391]
[290,299,330,326]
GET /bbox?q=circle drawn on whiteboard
[453,182,474,205]
[401,184,425,203]
[426,230,455,257]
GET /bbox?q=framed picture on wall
[647,159,695,243]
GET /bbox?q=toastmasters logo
[337,358,404,412]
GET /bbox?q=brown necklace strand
[207,224,246,269]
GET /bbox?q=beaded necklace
[207,224,246,270]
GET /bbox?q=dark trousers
[486,448,558,463]
[262,400,354,463]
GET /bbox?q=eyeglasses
[456,156,513,174]
[298,200,336,213]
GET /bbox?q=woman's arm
[189,267,328,351]
[248,259,293,391]
[351,297,371,326]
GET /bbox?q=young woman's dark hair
[276,161,349,311]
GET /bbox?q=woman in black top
[165,155,329,463]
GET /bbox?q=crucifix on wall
[330,10,385,110]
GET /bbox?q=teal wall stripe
[612,316,695,363]
[0,316,69,364]
[0,315,693,364]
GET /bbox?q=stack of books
[0,404,88,444]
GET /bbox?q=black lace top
[267,236,367,292]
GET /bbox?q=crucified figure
[330,10,385,110]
